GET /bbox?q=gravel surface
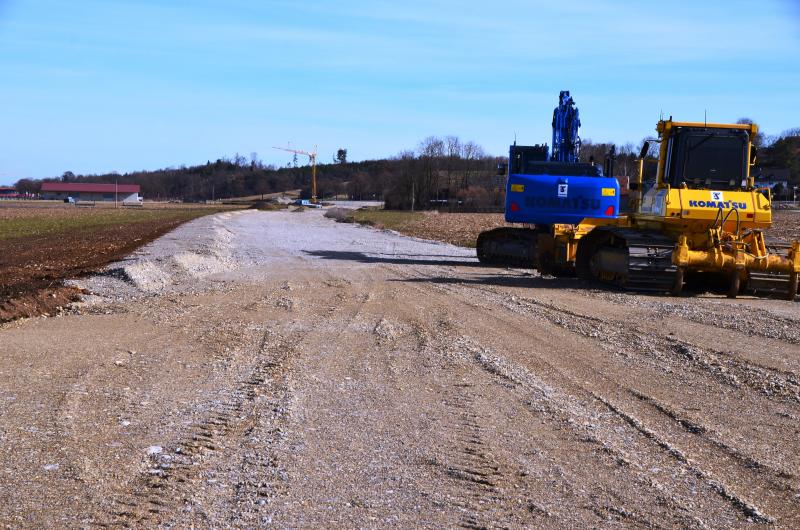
[1,207,799,528]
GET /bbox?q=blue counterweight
[505,170,620,225]
[502,91,620,225]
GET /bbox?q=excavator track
[476,227,538,268]
[577,228,678,293]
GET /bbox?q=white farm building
[41,182,142,203]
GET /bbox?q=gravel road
[1,207,799,528]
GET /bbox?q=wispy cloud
[0,0,798,180]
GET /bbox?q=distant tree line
[13,125,799,208]
[14,137,503,210]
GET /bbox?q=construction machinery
[578,119,799,299]
[477,91,621,274]
[273,144,319,203]
[478,92,799,300]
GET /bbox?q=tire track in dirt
[502,293,800,405]
[389,264,799,526]
[96,272,369,527]
[50,302,270,526]
[472,279,796,523]
[236,272,384,528]
[195,272,375,528]
[459,334,776,526]
[417,269,800,407]
[432,382,506,529]
[388,299,697,526]
[405,315,529,528]
[583,290,800,345]
[103,328,294,527]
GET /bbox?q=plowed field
[0,205,235,322]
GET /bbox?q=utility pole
[273,144,318,202]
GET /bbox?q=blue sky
[1,0,799,184]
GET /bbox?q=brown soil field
[0,205,238,323]
[345,209,510,248]
[394,212,509,247]
[772,210,800,241]
[363,209,800,249]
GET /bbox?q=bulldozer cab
[656,121,757,191]
[663,126,749,190]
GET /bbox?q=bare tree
[736,118,766,148]
[417,136,445,208]
[461,141,484,189]
[444,135,461,195]
[14,178,40,194]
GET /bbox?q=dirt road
[1,208,799,528]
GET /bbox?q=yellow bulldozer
[574,119,799,300]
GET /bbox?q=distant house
[754,168,790,191]
[0,186,17,199]
[40,182,142,202]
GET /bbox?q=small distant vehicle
[63,196,75,204]
[294,199,321,208]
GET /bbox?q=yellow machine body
[571,119,799,298]
[638,187,772,232]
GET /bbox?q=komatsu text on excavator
[477,92,799,300]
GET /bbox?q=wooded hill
[13,127,800,208]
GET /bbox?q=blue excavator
[476,91,620,273]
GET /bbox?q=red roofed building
[41,182,142,203]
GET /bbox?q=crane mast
[273,144,318,202]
